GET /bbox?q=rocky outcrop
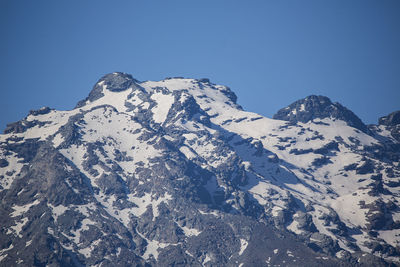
[378,110,400,142]
[379,110,400,126]
[273,95,368,133]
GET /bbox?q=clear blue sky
[1,0,399,131]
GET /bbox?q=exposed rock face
[378,110,400,143]
[99,72,138,92]
[0,73,399,266]
[76,72,140,108]
[379,110,400,126]
[273,95,368,133]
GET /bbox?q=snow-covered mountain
[1,72,399,266]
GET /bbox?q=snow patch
[48,204,68,221]
[331,193,370,227]
[69,218,96,245]
[181,226,201,237]
[378,229,400,248]
[198,209,220,217]
[179,146,197,159]
[52,133,64,147]
[238,239,248,255]
[140,235,169,260]
[10,217,28,238]
[287,218,303,234]
[151,92,175,123]
[0,244,13,262]
[203,253,211,264]
[11,199,40,217]
[0,153,25,190]
[128,192,172,219]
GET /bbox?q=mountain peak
[98,72,139,92]
[379,110,400,126]
[75,72,140,108]
[378,110,400,142]
[273,95,368,132]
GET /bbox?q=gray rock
[0,158,9,168]
[379,110,400,126]
[273,95,368,133]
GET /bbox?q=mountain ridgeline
[0,72,399,266]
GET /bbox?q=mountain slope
[0,72,399,266]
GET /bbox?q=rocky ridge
[273,95,369,133]
[0,72,399,266]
